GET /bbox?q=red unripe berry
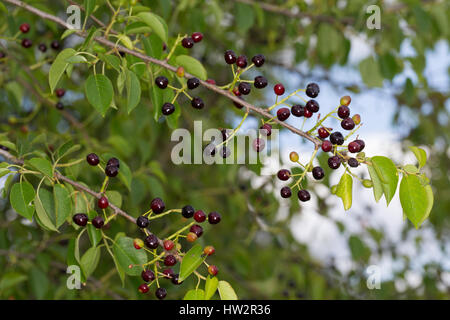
[321,140,332,152]
[138,283,149,293]
[204,246,215,256]
[191,32,203,43]
[318,127,330,138]
[133,238,144,249]
[303,108,313,118]
[206,79,216,85]
[19,23,30,33]
[55,88,66,98]
[348,141,361,153]
[163,240,175,251]
[208,265,219,276]
[274,83,285,95]
[98,196,109,209]
[194,210,206,223]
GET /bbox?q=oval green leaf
[113,236,147,276]
[179,244,206,282]
[85,74,114,117]
[126,70,141,114]
[371,156,399,205]
[10,181,35,220]
[49,48,76,93]
[137,12,168,43]
[336,172,353,211]
[204,276,219,300]
[409,146,427,168]
[175,55,208,80]
[218,280,238,300]
[183,289,205,300]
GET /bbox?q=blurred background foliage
[0,0,449,299]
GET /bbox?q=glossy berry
[182,37,194,48]
[260,123,272,136]
[190,224,203,237]
[280,186,292,198]
[238,82,251,95]
[289,151,299,162]
[98,196,109,209]
[304,108,313,118]
[172,274,183,285]
[341,118,355,130]
[38,43,47,52]
[340,95,351,106]
[163,240,174,251]
[187,77,200,89]
[355,139,365,151]
[352,114,361,125]
[162,268,174,279]
[191,32,203,43]
[208,265,219,276]
[337,105,350,119]
[86,153,99,166]
[134,238,144,249]
[252,54,265,67]
[136,215,149,228]
[186,232,198,242]
[182,205,195,218]
[298,189,311,202]
[144,234,159,249]
[155,288,167,300]
[107,157,120,168]
[277,108,290,121]
[176,66,185,77]
[321,140,332,152]
[55,88,66,98]
[164,255,177,266]
[155,76,169,89]
[318,127,330,139]
[252,138,265,152]
[312,166,325,180]
[348,158,359,167]
[236,55,247,68]
[19,23,30,33]
[141,270,155,282]
[306,83,320,98]
[92,216,104,229]
[224,50,237,64]
[254,76,267,89]
[73,213,88,227]
[194,210,206,223]
[348,141,361,153]
[21,39,32,48]
[274,83,285,95]
[162,103,175,116]
[151,198,165,214]
[51,40,61,50]
[55,102,64,110]
[138,284,149,294]
[306,100,319,113]
[105,165,119,177]
[330,132,344,145]
[204,246,215,256]
[191,97,204,109]
[328,156,341,169]
[291,105,304,117]
[277,169,291,181]
[208,212,221,224]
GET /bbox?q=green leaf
[0,272,27,291]
[371,156,399,205]
[53,184,72,228]
[125,21,152,35]
[399,174,434,228]
[175,55,208,80]
[179,244,206,282]
[100,54,121,72]
[204,276,219,300]
[84,0,96,18]
[60,29,77,40]
[28,158,53,178]
[10,181,35,220]
[30,268,49,299]
[359,56,384,87]
[49,48,76,93]
[218,280,238,300]
[105,190,122,208]
[409,146,427,168]
[403,164,418,174]
[66,55,88,64]
[113,237,147,276]
[126,70,141,114]
[235,3,255,33]
[57,140,81,160]
[137,12,168,43]
[336,173,353,210]
[183,289,205,300]
[80,246,101,278]
[367,165,383,202]
[85,74,114,116]
[35,188,58,232]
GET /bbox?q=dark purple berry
[191,32,203,43]
[341,118,355,130]
[291,105,305,117]
[224,50,237,64]
[155,76,169,89]
[105,165,119,177]
[73,213,88,227]
[254,76,267,89]
[164,255,177,266]
[86,153,99,166]
[280,186,292,198]
[348,158,359,167]
[337,106,350,119]
[92,216,104,229]
[50,40,60,50]
[298,190,311,202]
[312,166,325,180]
[151,198,165,214]
[277,169,291,181]
[238,82,251,95]
[260,123,272,136]
[38,43,47,52]
[328,156,341,169]
[141,270,155,282]
[306,100,319,113]
[107,157,120,168]
[171,274,183,285]
[144,234,159,249]
[136,216,149,228]
[187,78,200,89]
[236,55,247,68]
[306,83,320,98]
[21,39,32,48]
[55,102,64,110]
[251,54,265,67]
[330,132,344,145]
[181,37,194,48]
[182,205,195,218]
[162,103,175,115]
[208,212,221,224]
[191,97,204,109]
[155,287,167,300]
[190,224,203,237]
[277,108,290,121]
[355,139,365,151]
[348,141,361,153]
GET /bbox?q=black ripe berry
[162,268,174,279]
[164,255,177,266]
[355,139,365,151]
[348,141,361,153]
[151,197,165,214]
[191,32,203,43]
[280,186,292,198]
[190,224,203,237]
[92,216,104,229]
[328,156,342,169]
[312,166,325,180]
[136,215,149,228]
[277,108,290,121]
[55,102,64,110]
[105,165,119,177]
[238,82,251,95]
[144,234,159,249]
[306,83,320,98]
[50,40,60,50]
[187,77,200,89]
[274,83,285,96]
[233,96,244,109]
[254,76,267,89]
[182,37,194,48]
[182,205,195,218]
[141,270,155,282]
[194,210,206,222]
[86,153,99,166]
[21,39,32,48]
[277,169,291,181]
[224,50,237,64]
[341,118,355,130]
[330,132,344,145]
[236,55,248,68]
[155,76,169,89]
[162,103,175,116]
[306,100,319,113]
[107,157,120,168]
[73,213,88,227]
[337,105,350,119]
[251,54,265,67]
[38,43,47,52]
[298,190,311,202]
[172,274,183,285]
[19,23,30,33]
[98,196,109,209]
[321,140,332,152]
[318,127,330,139]
[191,97,204,109]
[208,212,221,224]
[155,288,167,300]
[291,105,305,117]
[260,123,272,136]
[348,158,359,167]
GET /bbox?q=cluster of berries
[181,32,203,49]
[54,88,66,110]
[18,23,60,51]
